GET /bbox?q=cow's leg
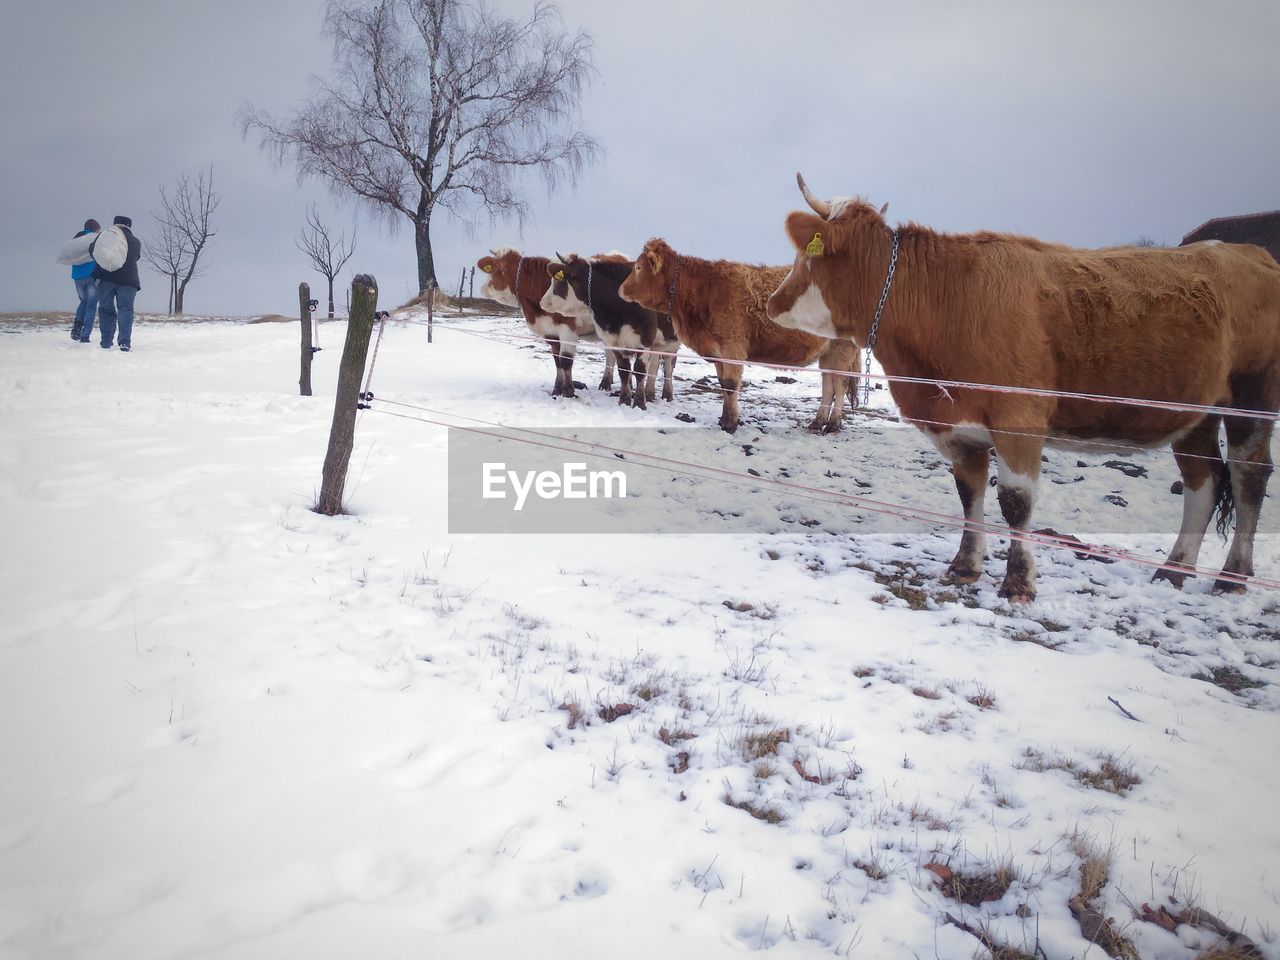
[718,359,744,433]
[643,351,659,404]
[631,352,648,410]
[992,435,1042,602]
[1154,416,1225,589]
[826,370,848,432]
[617,353,634,406]
[548,337,564,397]
[1215,375,1278,593]
[808,370,836,433]
[662,354,675,402]
[809,341,852,433]
[944,443,991,585]
[559,328,579,399]
[599,348,616,391]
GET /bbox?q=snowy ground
[1,312,1277,960]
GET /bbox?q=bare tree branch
[239,0,599,292]
[142,168,219,315]
[297,206,358,317]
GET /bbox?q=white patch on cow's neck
[1203,239,1222,246]
[772,283,837,339]
[540,283,591,318]
[483,279,519,308]
[490,245,520,258]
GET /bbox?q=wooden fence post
[458,268,466,315]
[427,279,435,344]
[315,274,378,516]
[298,282,314,397]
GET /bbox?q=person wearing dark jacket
[93,215,142,351]
[70,218,101,342]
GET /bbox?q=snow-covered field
[1,312,1277,960]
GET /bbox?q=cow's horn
[796,172,831,219]
[555,251,568,265]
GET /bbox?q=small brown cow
[618,239,858,433]
[767,173,1280,600]
[476,246,614,397]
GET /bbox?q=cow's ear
[878,201,889,217]
[646,249,664,274]
[545,262,559,278]
[786,211,831,256]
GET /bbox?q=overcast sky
[4,0,1278,315]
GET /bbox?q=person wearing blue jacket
[70,218,101,342]
[93,215,142,351]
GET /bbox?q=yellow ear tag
[554,270,565,280]
[481,264,493,273]
[805,232,825,257]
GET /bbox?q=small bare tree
[143,214,191,315]
[239,0,599,292]
[297,206,358,317]
[1134,236,1165,248]
[142,168,220,315]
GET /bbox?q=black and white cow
[477,246,616,396]
[541,254,679,409]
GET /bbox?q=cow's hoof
[618,394,631,406]
[719,417,739,434]
[598,378,613,391]
[663,392,673,402]
[945,566,982,586]
[1152,567,1189,590]
[823,420,843,435]
[805,419,825,434]
[633,397,647,411]
[998,581,1036,604]
[1212,579,1248,595]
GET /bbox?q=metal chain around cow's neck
[587,259,593,313]
[862,229,899,407]
[513,256,524,300]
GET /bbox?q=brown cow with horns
[767,173,1280,601]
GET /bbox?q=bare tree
[239,0,599,292]
[142,168,220,315]
[297,206,358,317]
[143,214,191,315]
[1134,235,1165,248]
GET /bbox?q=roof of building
[1180,210,1280,260]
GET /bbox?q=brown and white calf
[618,239,858,433]
[767,173,1280,600]
[476,247,615,397]
[541,254,679,409]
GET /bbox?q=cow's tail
[1213,461,1236,540]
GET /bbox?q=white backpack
[92,225,129,272]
